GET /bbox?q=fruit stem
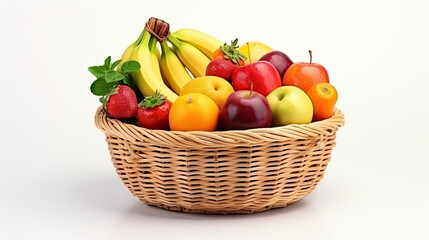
[160,41,170,55]
[133,28,146,46]
[141,30,151,46]
[149,36,157,52]
[308,50,312,64]
[186,96,192,103]
[322,87,330,94]
[167,34,182,48]
[246,43,251,64]
[249,82,254,98]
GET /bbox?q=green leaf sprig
[138,90,166,108]
[219,38,247,64]
[88,56,141,104]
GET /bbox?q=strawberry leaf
[107,86,119,97]
[220,38,247,64]
[99,95,107,106]
[138,91,166,108]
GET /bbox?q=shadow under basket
[95,107,345,214]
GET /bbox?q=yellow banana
[150,37,172,89]
[172,28,222,59]
[168,34,211,78]
[159,41,192,94]
[130,30,178,103]
[149,36,162,77]
[155,44,161,61]
[117,29,145,73]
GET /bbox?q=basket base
[144,200,298,214]
[96,107,344,215]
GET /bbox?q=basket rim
[95,106,344,146]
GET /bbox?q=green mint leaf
[105,71,124,83]
[104,56,112,70]
[121,60,141,73]
[111,59,122,70]
[90,78,116,96]
[123,75,132,86]
[88,66,106,77]
[123,75,136,88]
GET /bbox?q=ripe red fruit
[205,59,238,81]
[106,85,138,119]
[231,61,281,96]
[137,91,172,130]
[259,50,294,79]
[220,88,272,130]
[212,38,247,66]
[283,50,329,92]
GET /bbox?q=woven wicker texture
[95,107,344,214]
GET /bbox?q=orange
[306,83,338,121]
[180,76,234,110]
[169,93,219,131]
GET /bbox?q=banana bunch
[172,28,222,59]
[119,28,222,103]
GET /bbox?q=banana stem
[167,34,182,48]
[141,30,151,47]
[133,28,146,46]
[160,41,170,55]
[149,36,157,51]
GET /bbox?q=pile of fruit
[89,18,338,131]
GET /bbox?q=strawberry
[137,91,172,130]
[105,85,138,119]
[212,39,247,66]
[205,59,238,82]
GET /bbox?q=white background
[1,0,428,239]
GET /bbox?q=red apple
[283,50,329,92]
[259,50,293,79]
[231,61,281,96]
[220,88,272,130]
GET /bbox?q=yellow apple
[238,42,273,65]
[266,86,313,126]
[180,76,234,109]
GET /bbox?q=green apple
[266,86,313,126]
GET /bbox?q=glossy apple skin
[220,90,272,130]
[259,50,293,79]
[283,62,329,92]
[231,62,281,96]
[266,86,313,126]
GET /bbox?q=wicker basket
[95,106,344,214]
